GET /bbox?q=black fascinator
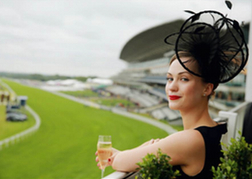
[164,10,248,83]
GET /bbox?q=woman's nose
[166,80,178,92]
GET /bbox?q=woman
[95,10,248,178]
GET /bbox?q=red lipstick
[169,95,181,100]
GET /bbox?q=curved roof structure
[119,19,184,63]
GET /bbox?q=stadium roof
[119,19,184,63]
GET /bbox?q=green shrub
[212,134,252,179]
[136,149,180,179]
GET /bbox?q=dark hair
[170,51,219,91]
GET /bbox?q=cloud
[0,0,250,78]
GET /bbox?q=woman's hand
[95,151,101,169]
[95,139,160,170]
[95,147,120,169]
[107,148,120,166]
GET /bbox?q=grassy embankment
[62,89,137,108]
[0,80,167,179]
[63,90,183,131]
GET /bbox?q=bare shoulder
[163,129,204,145]
[159,130,205,165]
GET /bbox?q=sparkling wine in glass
[97,135,112,178]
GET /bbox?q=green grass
[159,119,184,131]
[0,107,36,140]
[132,112,155,119]
[169,124,184,131]
[61,89,99,97]
[62,90,136,107]
[0,79,168,179]
[91,98,136,107]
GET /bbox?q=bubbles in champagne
[97,142,112,169]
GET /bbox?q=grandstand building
[110,19,250,121]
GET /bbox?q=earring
[203,93,206,97]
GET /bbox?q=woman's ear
[204,83,214,96]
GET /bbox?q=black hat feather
[164,10,248,83]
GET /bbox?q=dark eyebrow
[167,71,190,75]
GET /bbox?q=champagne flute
[97,135,112,178]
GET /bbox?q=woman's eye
[181,78,189,81]
[166,77,173,81]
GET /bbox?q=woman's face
[165,58,207,112]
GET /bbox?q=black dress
[173,123,227,179]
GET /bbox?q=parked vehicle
[6,110,27,122]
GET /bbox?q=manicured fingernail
[108,158,111,162]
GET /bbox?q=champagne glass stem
[101,168,105,179]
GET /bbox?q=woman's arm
[96,130,204,172]
[136,138,160,148]
[109,130,205,172]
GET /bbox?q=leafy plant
[212,133,252,179]
[136,149,180,179]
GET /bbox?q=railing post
[218,111,238,145]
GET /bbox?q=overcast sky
[0,0,251,78]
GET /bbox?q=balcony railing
[103,171,138,179]
[103,101,250,179]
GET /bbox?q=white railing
[103,171,138,179]
[228,101,249,138]
[217,101,249,145]
[0,105,41,150]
